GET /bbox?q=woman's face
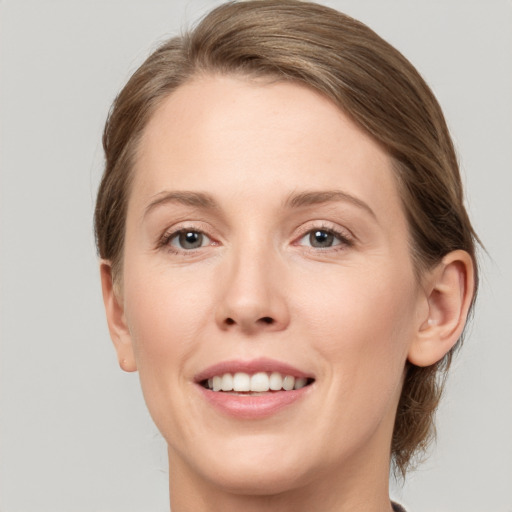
[116,75,428,493]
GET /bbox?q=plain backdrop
[1,1,511,511]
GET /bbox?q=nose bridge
[215,233,289,333]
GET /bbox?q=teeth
[282,375,295,391]
[294,377,307,390]
[205,372,310,393]
[233,372,251,391]
[212,375,222,391]
[250,372,269,392]
[269,371,283,390]
[221,373,234,391]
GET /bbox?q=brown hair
[94,0,479,476]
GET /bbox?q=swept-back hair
[95,0,479,476]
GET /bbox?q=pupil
[180,231,202,249]
[310,230,333,248]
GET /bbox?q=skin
[101,75,474,512]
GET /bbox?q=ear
[100,261,137,372]
[408,250,475,367]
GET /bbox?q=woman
[95,1,478,510]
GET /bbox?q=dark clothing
[392,502,407,512]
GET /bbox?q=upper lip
[194,357,314,383]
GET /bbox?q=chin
[204,460,311,496]
[173,434,317,496]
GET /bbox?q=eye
[168,230,211,250]
[297,228,348,249]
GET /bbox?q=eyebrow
[144,191,218,218]
[284,190,376,218]
[143,189,376,219]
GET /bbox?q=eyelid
[155,219,354,254]
[156,221,219,252]
[169,229,212,249]
[292,221,354,245]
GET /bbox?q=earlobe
[408,250,475,367]
[100,261,137,372]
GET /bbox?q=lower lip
[196,385,312,419]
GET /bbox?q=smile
[202,372,312,393]
[194,358,315,418]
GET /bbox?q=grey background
[1,1,511,511]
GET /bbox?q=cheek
[305,261,414,331]
[298,262,418,396]
[122,261,213,376]
[120,263,219,441]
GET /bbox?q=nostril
[223,316,276,328]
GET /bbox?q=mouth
[200,371,315,394]
[194,359,315,417]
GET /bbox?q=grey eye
[298,229,343,248]
[310,230,335,248]
[171,230,210,250]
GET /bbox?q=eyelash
[293,223,354,252]
[157,223,354,255]
[157,226,215,255]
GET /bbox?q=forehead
[132,74,403,225]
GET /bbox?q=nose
[215,244,290,335]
